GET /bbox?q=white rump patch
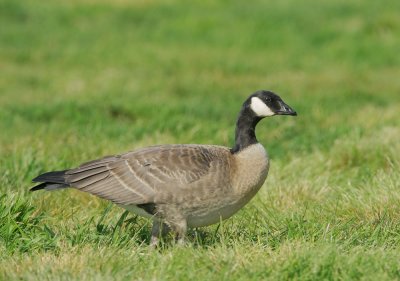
[250,97,275,117]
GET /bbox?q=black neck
[230,106,262,153]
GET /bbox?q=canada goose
[31,90,296,245]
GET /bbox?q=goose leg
[157,205,188,245]
[171,219,187,246]
[150,220,170,247]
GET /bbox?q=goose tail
[30,170,69,191]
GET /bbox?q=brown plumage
[31,90,296,245]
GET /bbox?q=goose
[31,90,297,246]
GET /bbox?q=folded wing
[33,145,231,205]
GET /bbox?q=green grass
[1,0,400,279]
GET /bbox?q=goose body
[31,90,296,245]
[119,142,268,228]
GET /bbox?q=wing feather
[61,145,231,205]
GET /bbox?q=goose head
[248,90,297,118]
[232,90,296,153]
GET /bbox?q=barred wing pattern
[64,145,231,205]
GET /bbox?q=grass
[1,0,400,279]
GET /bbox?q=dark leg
[155,204,188,246]
[150,220,170,247]
[170,218,187,246]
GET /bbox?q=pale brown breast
[231,143,269,197]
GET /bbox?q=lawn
[1,0,400,280]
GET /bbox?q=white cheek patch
[250,97,275,117]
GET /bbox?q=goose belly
[185,183,264,228]
[119,191,259,228]
[186,200,249,228]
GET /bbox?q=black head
[246,90,297,117]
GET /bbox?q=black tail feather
[30,182,47,191]
[32,170,67,184]
[31,170,69,192]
